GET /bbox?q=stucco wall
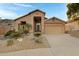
[65,20,79,31]
[14,11,45,33]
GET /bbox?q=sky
[0,3,67,21]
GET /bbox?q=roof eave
[14,9,45,21]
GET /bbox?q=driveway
[0,34,79,56]
[45,34,79,56]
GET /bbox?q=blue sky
[0,3,67,21]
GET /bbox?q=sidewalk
[0,48,53,56]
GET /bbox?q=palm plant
[18,23,32,34]
[25,23,32,32]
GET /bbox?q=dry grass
[0,35,49,53]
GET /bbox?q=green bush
[10,32,21,39]
[7,39,14,46]
[35,39,42,43]
[34,32,41,37]
[4,30,15,37]
[4,30,21,39]
[23,30,29,34]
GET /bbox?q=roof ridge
[46,16,66,23]
[15,9,45,21]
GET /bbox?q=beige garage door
[45,24,64,34]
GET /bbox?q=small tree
[67,3,79,20]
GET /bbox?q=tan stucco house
[14,9,66,34]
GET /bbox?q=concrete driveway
[0,34,79,56]
[45,34,79,56]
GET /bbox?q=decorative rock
[17,38,23,42]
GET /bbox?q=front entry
[34,17,41,32]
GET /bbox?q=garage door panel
[45,24,64,34]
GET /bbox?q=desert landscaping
[0,3,79,56]
[0,32,49,53]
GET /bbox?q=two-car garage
[44,17,65,34]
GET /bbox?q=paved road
[0,34,79,56]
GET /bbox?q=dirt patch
[0,35,49,53]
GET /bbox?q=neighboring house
[0,19,14,35]
[65,17,79,32]
[14,9,66,34]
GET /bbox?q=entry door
[36,23,41,32]
[34,17,41,32]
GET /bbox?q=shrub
[4,30,15,37]
[23,30,29,34]
[33,35,42,43]
[35,39,42,43]
[65,31,69,34]
[34,32,41,37]
[4,30,21,39]
[7,39,14,46]
[10,32,21,39]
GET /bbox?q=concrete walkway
[0,34,79,56]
